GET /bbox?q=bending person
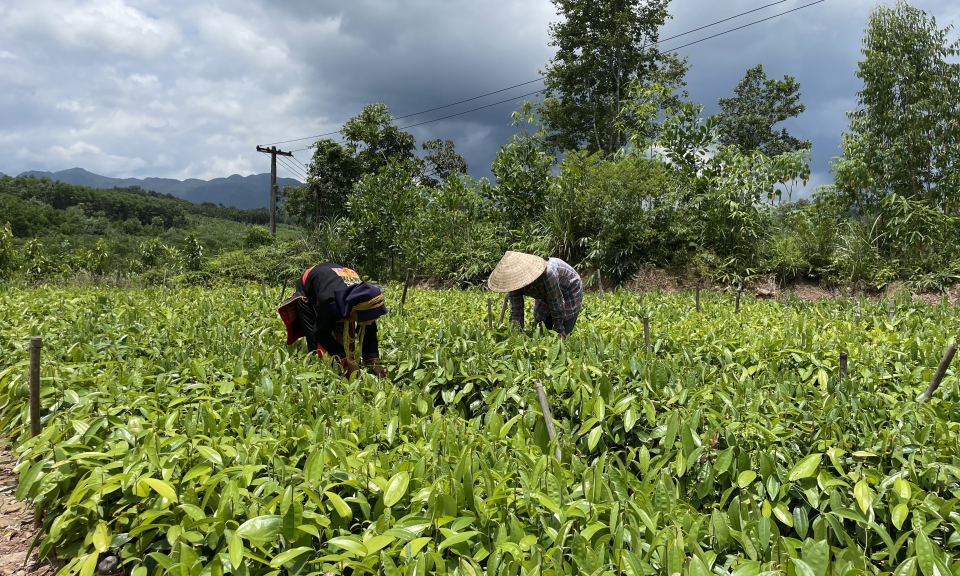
[488,251,582,337]
[278,263,389,378]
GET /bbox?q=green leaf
[801,538,829,576]
[143,478,179,503]
[792,559,817,576]
[438,531,480,552]
[893,503,909,529]
[229,533,243,569]
[329,536,368,557]
[79,553,99,576]
[195,446,223,467]
[364,535,396,555]
[737,470,757,488]
[689,555,711,576]
[788,454,822,481]
[916,530,934,576]
[93,521,110,553]
[588,426,602,451]
[854,478,873,513]
[270,547,314,568]
[325,491,352,521]
[236,515,281,544]
[384,472,409,508]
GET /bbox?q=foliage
[341,103,420,177]
[284,139,362,225]
[490,106,556,231]
[421,139,469,188]
[243,226,275,249]
[183,234,205,272]
[5,286,960,576]
[0,222,16,276]
[717,64,811,157]
[834,1,960,212]
[538,0,688,156]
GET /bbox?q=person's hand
[343,361,360,378]
[370,364,389,379]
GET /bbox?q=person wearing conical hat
[488,251,583,338]
[278,263,389,379]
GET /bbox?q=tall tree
[421,139,468,187]
[283,139,360,225]
[538,0,688,156]
[833,0,960,212]
[341,102,420,176]
[717,64,810,156]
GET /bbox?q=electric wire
[259,1,805,148]
[268,0,829,155]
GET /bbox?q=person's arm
[360,322,388,378]
[315,317,346,359]
[542,268,566,336]
[508,291,525,328]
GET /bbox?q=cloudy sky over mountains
[0,0,957,193]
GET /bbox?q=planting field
[1,286,960,576]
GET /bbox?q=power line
[276,156,307,181]
[656,0,787,45]
[277,0,829,154]
[259,1,796,149]
[261,78,545,146]
[289,88,543,152]
[664,0,827,53]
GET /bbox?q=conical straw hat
[488,251,547,293]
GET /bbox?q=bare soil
[0,443,55,576]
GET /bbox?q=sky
[0,0,958,196]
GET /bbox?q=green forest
[2,0,959,294]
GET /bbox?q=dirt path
[0,443,54,576]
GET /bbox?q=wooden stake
[889,298,895,321]
[487,296,493,330]
[922,344,958,402]
[115,266,121,285]
[839,352,848,380]
[598,271,604,299]
[162,269,167,296]
[696,286,700,313]
[735,283,742,314]
[29,337,41,438]
[856,300,861,322]
[261,277,267,302]
[533,379,561,462]
[643,316,651,352]
[400,268,413,312]
[499,294,509,324]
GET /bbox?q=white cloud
[6,0,181,59]
[0,50,16,59]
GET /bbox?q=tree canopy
[717,64,810,156]
[538,0,688,157]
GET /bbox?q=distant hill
[14,168,302,210]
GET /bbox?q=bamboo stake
[499,294,509,324]
[115,266,121,286]
[889,298,895,321]
[487,297,493,330]
[696,286,700,313]
[643,316,651,352]
[922,344,958,402]
[839,352,848,380]
[400,268,413,313]
[856,300,861,322]
[598,271,604,299]
[735,283,743,314]
[261,278,267,303]
[533,379,561,462]
[29,337,41,438]
[162,269,167,296]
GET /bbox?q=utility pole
[256,145,293,235]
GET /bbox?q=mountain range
[4,168,302,210]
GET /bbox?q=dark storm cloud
[0,0,957,190]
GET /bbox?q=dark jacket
[278,263,380,362]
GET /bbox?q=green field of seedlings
[1,285,959,576]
